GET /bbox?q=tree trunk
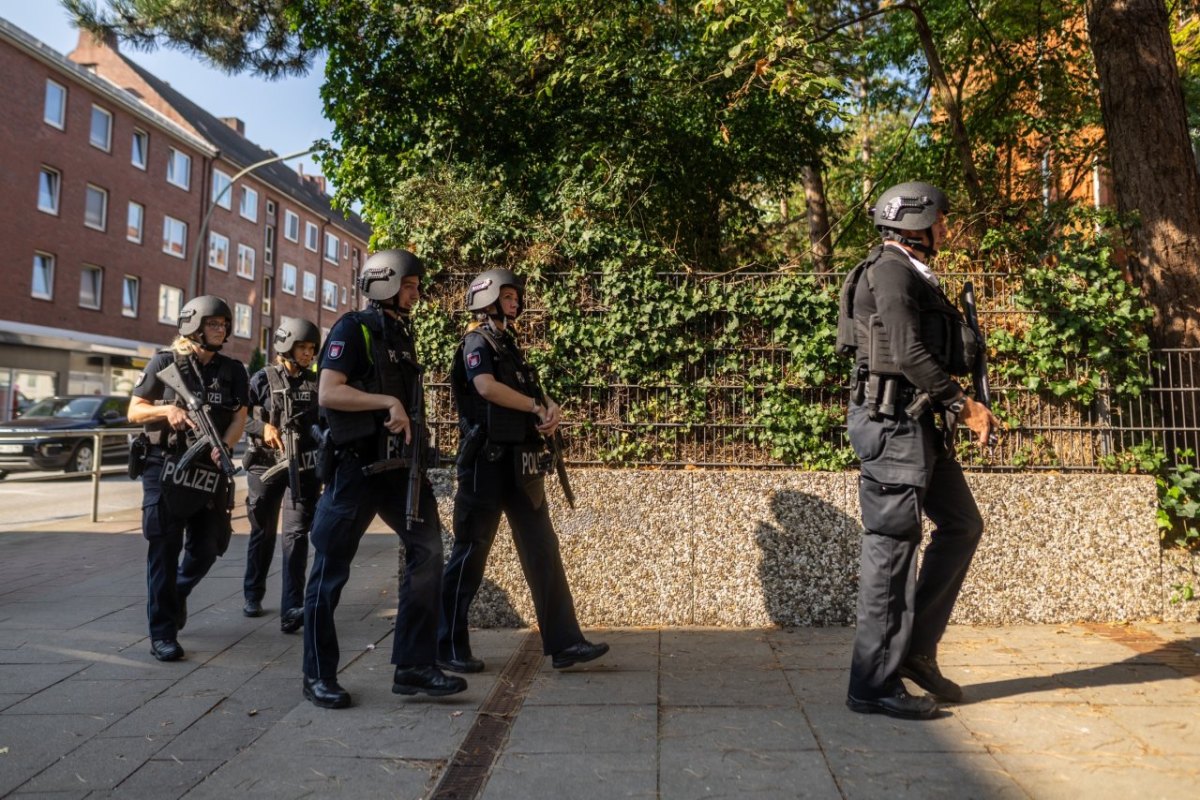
[1087,0,1200,458]
[801,164,833,270]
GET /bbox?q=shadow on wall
[756,490,861,627]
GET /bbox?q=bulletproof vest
[835,244,886,359]
[261,364,319,445]
[453,326,537,442]
[847,248,975,377]
[323,309,420,447]
[146,351,238,448]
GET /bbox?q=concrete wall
[419,470,1194,627]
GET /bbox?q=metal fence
[420,270,1199,470]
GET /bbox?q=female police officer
[127,295,248,662]
[841,182,999,719]
[301,249,465,709]
[241,316,321,632]
[438,269,608,673]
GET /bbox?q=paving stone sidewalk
[0,505,1198,799]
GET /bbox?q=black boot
[900,654,964,703]
[552,640,610,669]
[303,676,351,709]
[392,665,468,697]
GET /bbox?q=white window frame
[44,79,66,129]
[79,264,103,310]
[84,184,108,231]
[208,231,230,271]
[236,243,256,280]
[158,284,183,325]
[233,302,253,339]
[284,209,299,242]
[166,147,191,190]
[321,278,338,311]
[31,252,55,300]
[131,129,148,170]
[302,270,317,302]
[239,186,258,222]
[323,232,339,263]
[281,262,297,295]
[122,275,139,318]
[212,169,233,210]
[126,201,144,243]
[89,104,112,151]
[162,215,187,259]
[38,166,61,215]
[304,221,318,252]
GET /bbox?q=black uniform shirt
[320,314,372,384]
[132,350,249,441]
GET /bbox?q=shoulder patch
[466,351,481,369]
[328,341,345,360]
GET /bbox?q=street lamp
[188,146,314,300]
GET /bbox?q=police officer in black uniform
[839,182,998,719]
[438,269,608,673]
[127,295,249,662]
[241,316,321,632]
[301,249,466,709]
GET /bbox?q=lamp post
[188,146,314,300]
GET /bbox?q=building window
[32,252,54,300]
[126,201,144,243]
[122,275,139,317]
[167,148,191,190]
[266,199,276,222]
[44,80,66,129]
[131,129,148,170]
[322,279,338,311]
[89,105,112,151]
[38,167,61,215]
[302,270,317,301]
[264,225,275,265]
[212,169,232,209]
[343,242,349,258]
[284,210,299,242]
[304,221,318,252]
[341,285,348,304]
[237,244,256,280]
[281,262,297,295]
[208,232,230,271]
[234,302,253,338]
[79,265,103,310]
[324,232,339,263]
[158,284,183,324]
[84,184,108,231]
[162,215,187,259]
[262,276,273,315]
[259,326,271,352]
[240,186,258,222]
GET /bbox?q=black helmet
[178,295,232,337]
[870,182,949,233]
[466,268,524,317]
[273,316,321,356]
[358,249,425,301]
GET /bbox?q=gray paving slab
[990,752,1200,798]
[112,757,223,798]
[0,713,112,796]
[659,662,795,707]
[482,751,657,800]
[804,701,987,754]
[504,704,657,754]
[525,666,658,705]
[827,750,1026,800]
[17,734,165,794]
[660,706,820,751]
[659,749,840,799]
[180,751,438,799]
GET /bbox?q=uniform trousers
[243,465,315,614]
[302,451,442,679]
[440,447,583,660]
[141,453,232,640]
[847,405,983,700]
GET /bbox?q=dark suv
[0,395,131,477]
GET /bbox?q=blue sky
[0,2,333,184]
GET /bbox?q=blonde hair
[170,336,200,356]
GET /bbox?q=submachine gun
[260,375,307,507]
[959,281,997,446]
[157,362,240,479]
[527,365,576,510]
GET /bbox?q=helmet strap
[882,229,937,259]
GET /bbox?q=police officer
[840,182,999,719]
[438,269,608,673]
[127,296,249,662]
[301,249,465,709]
[241,317,321,632]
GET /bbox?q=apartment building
[0,19,369,419]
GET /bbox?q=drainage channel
[429,631,544,799]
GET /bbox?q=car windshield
[22,397,103,419]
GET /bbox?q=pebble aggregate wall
[420,470,1196,627]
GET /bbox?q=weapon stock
[404,367,428,531]
[528,366,575,510]
[959,281,998,447]
[158,362,239,478]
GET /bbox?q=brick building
[0,18,369,419]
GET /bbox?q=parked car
[0,395,131,477]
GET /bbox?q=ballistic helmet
[870,182,949,234]
[178,295,232,337]
[466,268,524,317]
[273,316,321,356]
[358,249,425,301]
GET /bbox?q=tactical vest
[145,351,238,448]
[451,326,537,443]
[323,309,421,447]
[261,364,319,446]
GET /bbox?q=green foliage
[984,205,1154,404]
[247,347,266,375]
[1101,443,1200,550]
